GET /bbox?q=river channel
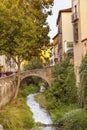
[27,93,58,130]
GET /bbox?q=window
[75,5,77,14]
[73,23,78,43]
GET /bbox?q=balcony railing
[72,12,79,22]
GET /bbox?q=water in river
[27,93,57,130]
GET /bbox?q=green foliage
[19,83,40,96]
[79,54,87,108]
[21,75,47,89]
[58,109,87,130]
[37,59,78,125]
[0,0,53,60]
[0,84,36,130]
[67,42,73,48]
[38,58,78,125]
[50,104,78,123]
[45,59,77,107]
[79,55,87,73]
[36,93,78,124]
[23,57,43,70]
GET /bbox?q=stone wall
[0,76,17,108]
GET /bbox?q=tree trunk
[13,61,21,101]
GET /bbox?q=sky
[47,0,71,41]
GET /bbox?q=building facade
[57,8,73,62]
[0,55,17,73]
[50,46,55,66]
[72,0,87,86]
[52,34,59,64]
[0,55,6,72]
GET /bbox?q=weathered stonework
[0,76,17,108]
[21,67,54,86]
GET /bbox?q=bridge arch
[21,67,54,86]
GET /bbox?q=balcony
[65,42,73,58]
[72,12,79,22]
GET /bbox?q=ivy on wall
[79,54,87,109]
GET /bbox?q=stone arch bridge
[21,66,54,86]
[0,66,54,108]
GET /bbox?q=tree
[23,57,43,70]
[0,0,53,100]
[45,59,77,108]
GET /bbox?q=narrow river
[27,93,57,130]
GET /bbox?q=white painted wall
[80,0,87,41]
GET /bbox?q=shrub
[58,109,87,130]
[45,59,77,106]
